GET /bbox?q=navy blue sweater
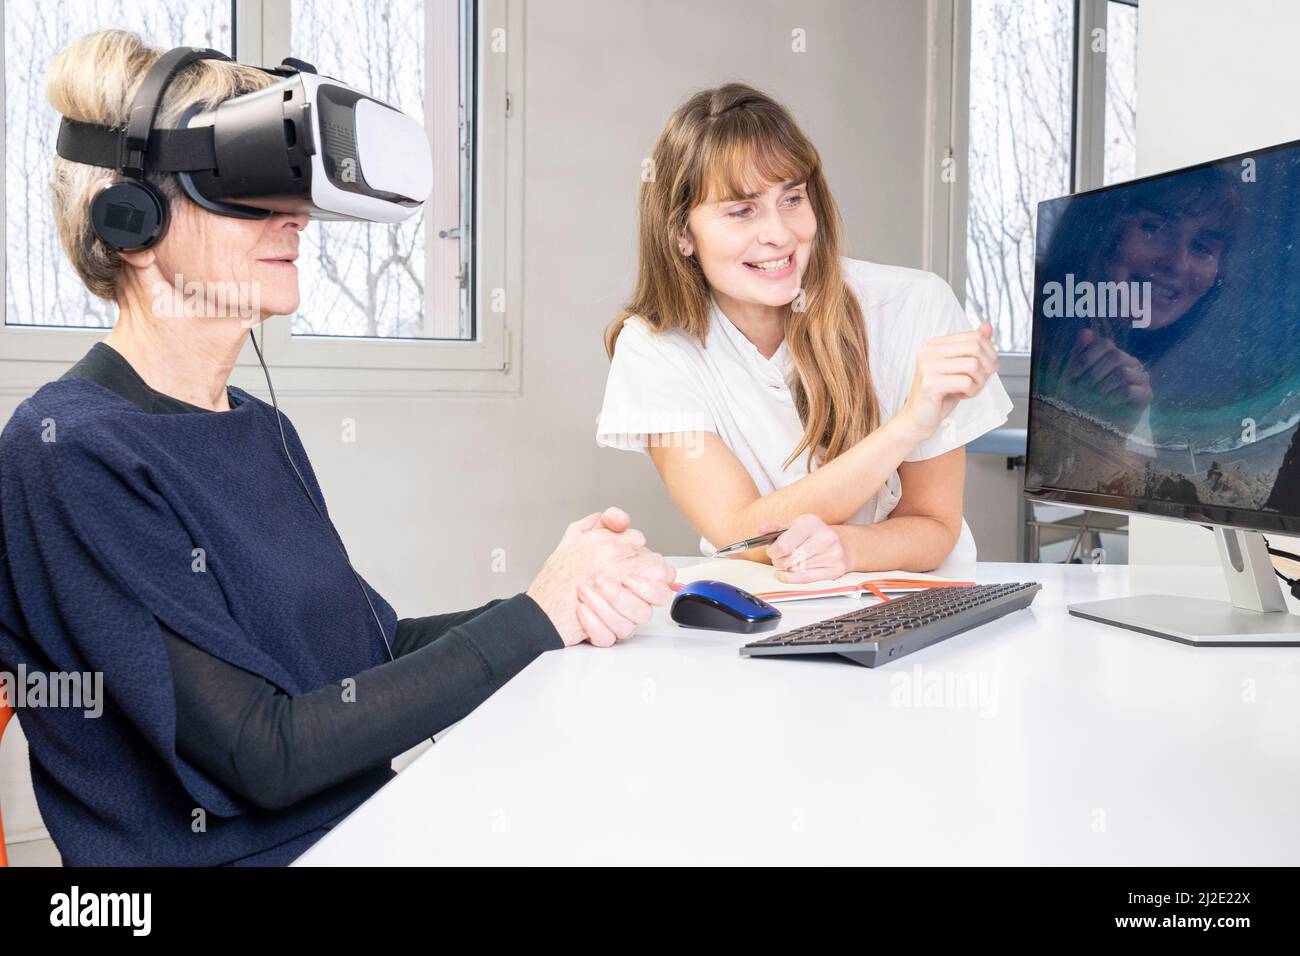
[0,370,559,865]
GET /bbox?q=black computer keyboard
[739,582,1041,667]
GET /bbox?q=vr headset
[55,46,433,251]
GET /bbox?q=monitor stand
[1068,528,1300,646]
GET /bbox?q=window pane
[4,3,233,328]
[289,0,468,340]
[965,0,1073,354]
[1102,1,1138,186]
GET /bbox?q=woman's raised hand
[527,506,676,647]
[897,321,998,442]
[1064,328,1153,406]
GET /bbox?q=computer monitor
[1025,138,1300,645]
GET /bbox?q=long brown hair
[605,82,878,471]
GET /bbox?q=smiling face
[1105,207,1227,331]
[138,193,309,321]
[683,176,817,314]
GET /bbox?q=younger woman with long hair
[596,83,1012,578]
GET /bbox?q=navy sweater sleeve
[162,593,561,811]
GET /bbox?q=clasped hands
[527,506,677,647]
[526,506,853,647]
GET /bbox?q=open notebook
[671,558,973,604]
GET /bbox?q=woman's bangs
[695,131,810,205]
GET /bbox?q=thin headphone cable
[248,327,396,664]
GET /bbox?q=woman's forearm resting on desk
[834,515,961,575]
[650,428,967,576]
[648,430,963,573]
[763,449,964,578]
[648,418,922,549]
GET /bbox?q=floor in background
[1029,502,1130,566]
[1038,530,1129,565]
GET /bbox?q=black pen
[710,528,788,558]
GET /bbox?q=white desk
[295,562,1300,865]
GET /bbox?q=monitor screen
[1025,140,1300,533]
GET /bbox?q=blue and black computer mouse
[670,580,782,633]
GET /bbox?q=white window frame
[0,0,133,396]
[0,0,522,397]
[932,0,1131,401]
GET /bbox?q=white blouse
[595,257,1014,572]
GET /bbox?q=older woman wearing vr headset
[0,29,675,867]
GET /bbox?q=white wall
[284,0,941,603]
[1,0,946,848]
[1130,0,1300,567]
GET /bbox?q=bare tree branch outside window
[965,0,1137,355]
[289,0,431,338]
[4,1,231,328]
[1103,2,1138,187]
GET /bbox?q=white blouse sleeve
[595,316,717,454]
[898,275,1014,462]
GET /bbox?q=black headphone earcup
[90,180,168,252]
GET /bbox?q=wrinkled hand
[527,506,676,647]
[898,322,998,442]
[763,514,850,583]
